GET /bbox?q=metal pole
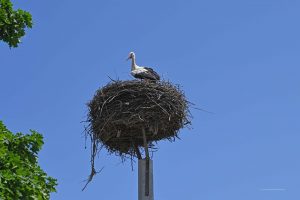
[138,159,154,200]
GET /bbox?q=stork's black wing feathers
[144,67,160,80]
[133,71,158,80]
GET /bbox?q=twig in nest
[82,166,104,191]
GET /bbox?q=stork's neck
[131,56,137,71]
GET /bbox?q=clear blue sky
[1,0,300,199]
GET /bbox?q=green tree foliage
[0,0,32,47]
[0,121,57,200]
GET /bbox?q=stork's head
[127,52,135,61]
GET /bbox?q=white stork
[127,52,160,81]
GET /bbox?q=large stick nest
[86,80,191,158]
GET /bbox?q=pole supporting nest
[141,127,151,198]
[138,159,153,200]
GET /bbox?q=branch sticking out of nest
[83,80,191,189]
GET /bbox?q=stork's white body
[131,66,148,76]
[127,52,160,81]
[131,66,150,79]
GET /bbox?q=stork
[127,52,160,81]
